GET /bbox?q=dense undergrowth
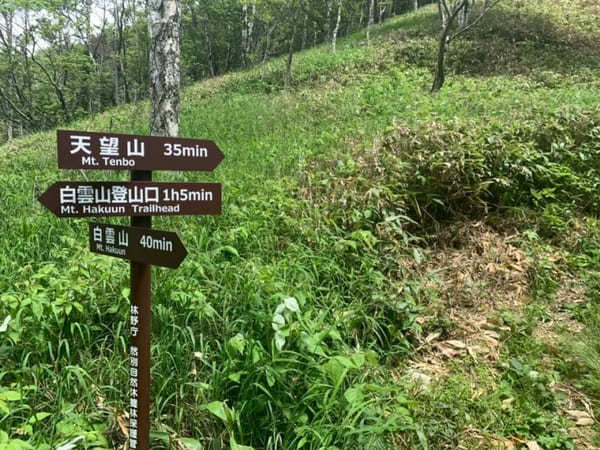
[1,1,600,449]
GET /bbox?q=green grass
[1,1,600,449]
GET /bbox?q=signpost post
[39,130,224,450]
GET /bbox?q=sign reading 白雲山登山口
[38,182,222,217]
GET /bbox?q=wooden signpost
[39,130,224,450]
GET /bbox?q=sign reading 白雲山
[89,223,188,268]
[57,130,224,171]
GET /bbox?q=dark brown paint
[57,130,224,171]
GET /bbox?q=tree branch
[450,0,501,41]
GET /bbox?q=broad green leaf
[344,386,365,405]
[7,440,34,450]
[274,332,286,351]
[0,315,11,333]
[351,352,365,369]
[28,412,52,424]
[322,358,347,385]
[272,314,285,331]
[180,438,203,450]
[227,334,246,355]
[228,371,245,383]
[0,391,22,402]
[218,246,239,257]
[283,297,299,312]
[202,401,233,425]
[230,435,253,450]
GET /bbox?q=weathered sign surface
[57,130,224,171]
[38,182,222,217]
[89,223,188,268]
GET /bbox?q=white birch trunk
[2,10,13,140]
[367,0,375,46]
[302,13,308,49]
[379,5,386,24]
[247,5,255,56]
[326,0,333,41]
[438,0,449,28]
[242,4,248,65]
[149,0,181,137]
[332,1,342,52]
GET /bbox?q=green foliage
[315,110,600,239]
[1,1,600,448]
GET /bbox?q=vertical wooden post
[130,169,152,450]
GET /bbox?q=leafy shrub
[314,109,600,237]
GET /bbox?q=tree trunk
[261,25,273,81]
[359,0,365,25]
[302,13,308,49]
[438,0,448,28]
[203,12,215,76]
[413,0,419,11]
[247,5,255,59]
[379,2,387,23]
[242,3,248,66]
[457,0,470,28]
[367,0,375,46]
[2,10,14,140]
[326,0,333,42]
[332,1,342,52]
[149,0,181,137]
[284,2,301,90]
[431,30,450,92]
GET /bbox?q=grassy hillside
[1,1,600,449]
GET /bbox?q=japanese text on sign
[39,182,222,217]
[57,130,224,171]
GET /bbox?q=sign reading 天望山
[57,130,224,171]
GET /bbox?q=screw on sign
[39,131,223,450]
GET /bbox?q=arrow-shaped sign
[38,182,222,217]
[89,223,188,268]
[57,130,224,171]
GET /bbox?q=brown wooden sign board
[38,182,221,217]
[57,130,224,171]
[89,223,188,269]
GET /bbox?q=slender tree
[367,0,374,46]
[332,0,342,52]
[284,0,301,89]
[432,0,500,92]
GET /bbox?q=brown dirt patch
[408,221,530,377]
